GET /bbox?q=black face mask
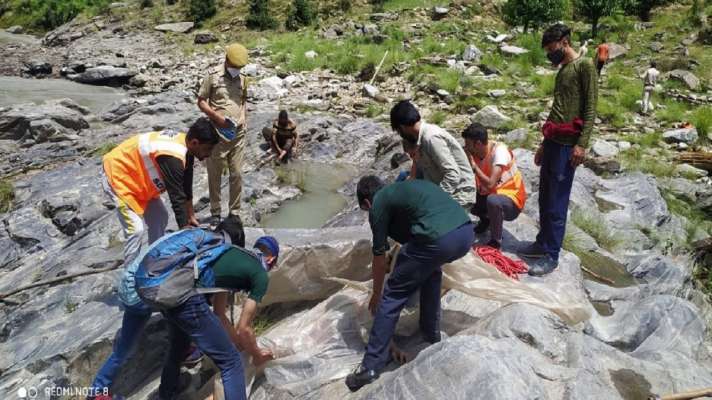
[401,133,418,145]
[547,48,565,66]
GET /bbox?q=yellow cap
[225,43,248,68]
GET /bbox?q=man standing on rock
[261,110,299,163]
[389,100,476,210]
[641,60,660,114]
[101,117,217,266]
[198,43,250,227]
[520,23,598,276]
[345,176,474,392]
[462,122,526,249]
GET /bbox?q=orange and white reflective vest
[475,141,527,210]
[103,130,187,215]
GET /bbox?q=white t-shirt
[644,68,659,87]
[491,144,512,167]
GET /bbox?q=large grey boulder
[471,105,512,129]
[0,99,89,141]
[662,127,698,144]
[591,140,620,158]
[607,43,628,59]
[668,69,700,90]
[500,45,529,56]
[154,21,194,33]
[68,65,136,86]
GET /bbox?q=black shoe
[518,241,546,258]
[486,239,501,249]
[208,215,221,229]
[345,366,379,392]
[474,219,490,234]
[527,256,558,276]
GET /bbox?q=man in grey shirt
[390,101,476,209]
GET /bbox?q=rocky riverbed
[2,9,712,400]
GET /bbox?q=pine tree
[286,0,315,31]
[246,0,278,30]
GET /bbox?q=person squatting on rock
[87,215,278,400]
[101,117,217,266]
[345,176,474,392]
[462,123,527,249]
[198,43,250,228]
[641,60,660,114]
[261,110,299,163]
[519,23,598,276]
[389,100,477,210]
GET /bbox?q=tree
[624,0,672,21]
[573,0,622,38]
[186,0,216,23]
[246,0,277,30]
[502,0,566,33]
[285,0,315,31]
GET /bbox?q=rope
[474,245,528,280]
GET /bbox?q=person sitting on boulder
[102,117,217,267]
[262,110,299,163]
[463,123,526,249]
[345,176,474,392]
[87,216,277,400]
[390,100,476,210]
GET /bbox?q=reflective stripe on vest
[138,131,187,193]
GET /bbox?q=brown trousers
[206,132,245,217]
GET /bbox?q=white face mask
[227,67,241,78]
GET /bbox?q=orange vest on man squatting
[103,130,187,215]
[475,141,527,210]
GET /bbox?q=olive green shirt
[198,65,248,129]
[548,56,598,149]
[211,247,269,303]
[369,180,470,256]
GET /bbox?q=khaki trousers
[206,133,245,217]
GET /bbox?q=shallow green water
[261,161,358,229]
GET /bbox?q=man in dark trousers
[345,176,474,391]
[520,23,598,276]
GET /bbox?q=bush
[285,0,315,31]
[140,0,153,8]
[370,0,385,12]
[2,0,112,31]
[502,0,565,33]
[338,0,351,11]
[692,106,712,140]
[573,0,624,38]
[246,0,277,30]
[186,0,215,22]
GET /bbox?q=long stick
[369,50,389,86]
[0,261,122,300]
[655,387,712,400]
[580,265,616,286]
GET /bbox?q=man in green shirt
[520,23,598,276]
[345,176,474,392]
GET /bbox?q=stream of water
[261,161,357,229]
[0,76,126,113]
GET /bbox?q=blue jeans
[158,295,246,400]
[361,222,474,372]
[91,303,153,393]
[536,140,576,261]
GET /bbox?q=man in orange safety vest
[463,122,526,249]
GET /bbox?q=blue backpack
[134,228,232,309]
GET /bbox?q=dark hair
[462,122,488,144]
[187,117,219,145]
[650,60,657,68]
[390,100,421,131]
[215,214,245,247]
[356,175,385,207]
[542,23,571,48]
[278,110,288,120]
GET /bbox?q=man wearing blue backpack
[88,215,278,400]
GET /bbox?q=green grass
[531,74,555,98]
[380,0,442,12]
[253,313,278,335]
[366,103,385,118]
[429,110,447,125]
[0,0,112,32]
[0,179,14,213]
[692,106,712,141]
[619,147,675,178]
[598,97,628,128]
[91,142,117,157]
[662,189,712,245]
[570,208,622,251]
[620,131,662,148]
[656,99,689,124]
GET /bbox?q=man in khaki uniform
[198,43,249,226]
